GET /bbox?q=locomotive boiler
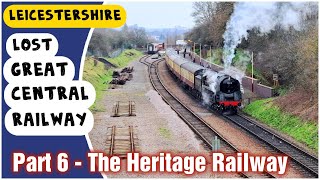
[165,49,242,114]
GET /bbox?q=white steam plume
[223,2,309,69]
[201,70,219,105]
[204,70,219,93]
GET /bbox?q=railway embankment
[83,49,143,111]
[243,98,318,152]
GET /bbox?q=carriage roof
[181,62,205,74]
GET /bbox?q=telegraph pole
[193,42,195,61]
[199,43,202,65]
[251,52,254,92]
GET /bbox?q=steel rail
[140,56,277,178]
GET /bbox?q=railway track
[107,126,136,158]
[111,101,136,117]
[224,113,319,178]
[151,56,318,178]
[140,55,275,178]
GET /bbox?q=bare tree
[87,25,149,57]
[209,2,234,47]
[129,25,148,47]
[192,2,216,24]
[187,2,234,47]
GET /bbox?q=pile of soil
[274,90,318,122]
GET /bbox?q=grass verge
[107,49,143,68]
[159,127,171,139]
[243,98,318,151]
[83,49,143,112]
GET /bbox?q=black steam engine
[165,49,242,114]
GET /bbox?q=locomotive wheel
[232,107,238,114]
[213,104,223,114]
[223,106,238,115]
[219,106,225,114]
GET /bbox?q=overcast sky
[107,2,195,29]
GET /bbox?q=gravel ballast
[157,60,306,178]
[89,57,238,178]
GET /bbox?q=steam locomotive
[165,50,242,113]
